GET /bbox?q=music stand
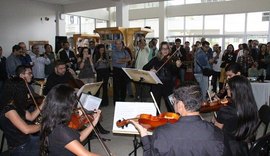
[122,68,162,156]
[76,81,103,97]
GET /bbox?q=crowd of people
[0,37,265,155]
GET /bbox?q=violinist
[143,41,181,112]
[212,76,258,156]
[0,65,44,156]
[130,85,229,156]
[216,62,241,99]
[40,84,100,156]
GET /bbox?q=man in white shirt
[30,44,50,79]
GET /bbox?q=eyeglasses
[24,72,32,75]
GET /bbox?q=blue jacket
[194,48,211,73]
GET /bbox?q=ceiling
[33,0,89,5]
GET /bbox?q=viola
[116,112,180,131]
[200,98,230,113]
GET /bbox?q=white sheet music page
[112,102,156,135]
[79,93,102,111]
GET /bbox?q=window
[96,19,107,28]
[247,12,269,34]
[129,2,159,10]
[65,15,80,35]
[185,0,201,4]
[225,14,245,35]
[145,18,159,38]
[166,0,184,6]
[81,17,95,34]
[204,15,223,35]
[129,19,145,27]
[225,37,244,50]
[185,16,203,35]
[167,17,184,36]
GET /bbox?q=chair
[258,105,270,136]
[249,132,270,156]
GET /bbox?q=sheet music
[122,68,162,84]
[79,93,102,111]
[112,102,156,135]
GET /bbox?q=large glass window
[225,37,244,50]
[247,12,269,34]
[167,17,184,36]
[225,14,245,35]
[145,18,159,38]
[185,16,203,35]
[65,15,80,35]
[129,2,159,10]
[129,19,145,27]
[166,0,184,6]
[185,0,201,4]
[96,19,107,28]
[81,17,95,34]
[204,15,223,35]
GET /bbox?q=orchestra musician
[0,65,44,156]
[130,85,229,156]
[143,41,181,112]
[213,76,258,156]
[40,84,100,156]
[43,60,110,134]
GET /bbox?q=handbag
[196,60,214,76]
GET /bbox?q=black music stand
[122,68,162,156]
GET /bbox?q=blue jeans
[178,68,185,84]
[9,135,40,156]
[194,73,209,100]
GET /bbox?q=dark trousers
[211,71,222,93]
[113,67,127,104]
[151,82,174,113]
[9,135,39,156]
[96,68,110,106]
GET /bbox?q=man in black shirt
[43,61,74,95]
[131,85,229,156]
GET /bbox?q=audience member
[59,41,77,71]
[0,46,7,98]
[18,42,32,66]
[44,44,56,77]
[6,44,22,77]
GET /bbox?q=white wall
[0,0,61,57]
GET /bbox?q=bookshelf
[73,34,100,54]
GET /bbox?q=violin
[68,108,94,130]
[200,98,230,113]
[116,112,180,131]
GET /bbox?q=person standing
[6,45,22,77]
[18,42,32,66]
[94,44,110,107]
[143,41,181,112]
[59,41,77,71]
[30,44,51,79]
[44,44,56,77]
[211,45,223,93]
[0,46,7,98]
[194,41,211,100]
[112,40,130,104]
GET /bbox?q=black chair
[258,105,270,136]
[249,132,270,156]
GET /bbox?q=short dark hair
[202,41,210,47]
[54,60,66,67]
[225,62,241,74]
[173,85,202,112]
[15,65,31,77]
[12,44,22,52]
[175,38,181,43]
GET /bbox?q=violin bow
[156,47,181,73]
[76,98,113,156]
[150,92,161,114]
[23,78,42,113]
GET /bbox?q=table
[251,82,270,109]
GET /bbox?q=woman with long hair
[78,47,96,83]
[0,66,42,156]
[143,41,181,112]
[40,84,100,156]
[213,75,258,156]
[94,44,110,106]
